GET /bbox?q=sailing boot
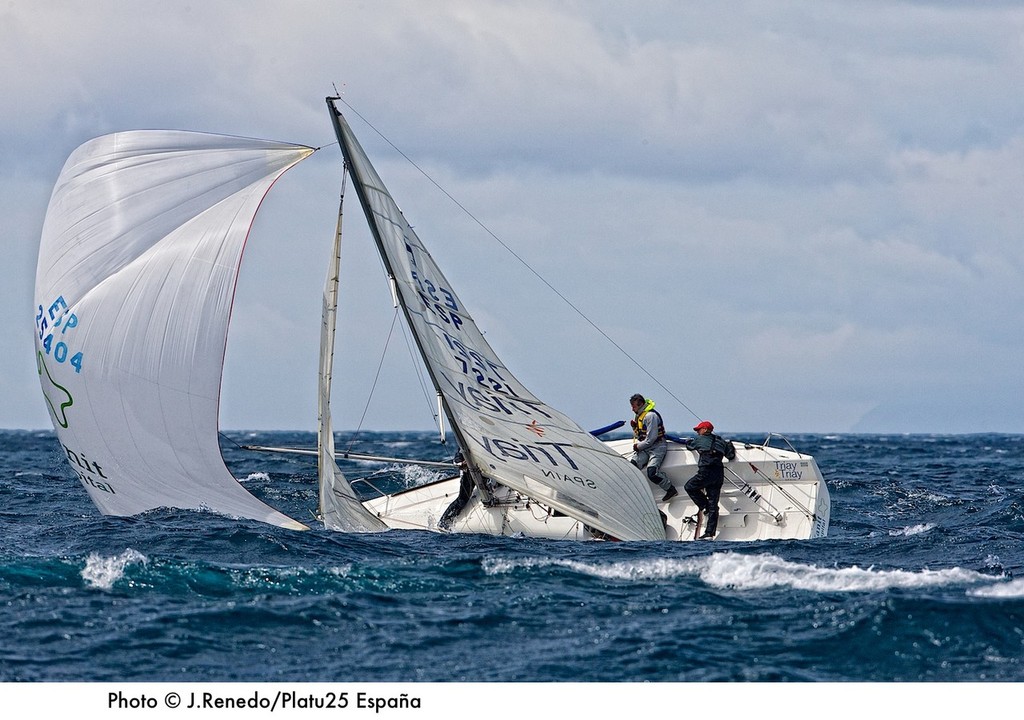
[698,512,717,539]
[438,508,456,532]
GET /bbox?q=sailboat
[34,98,830,542]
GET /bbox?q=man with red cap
[681,420,736,539]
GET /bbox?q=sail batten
[327,99,665,541]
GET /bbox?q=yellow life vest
[633,400,665,442]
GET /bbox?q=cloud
[4,1,1024,432]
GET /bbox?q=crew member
[438,452,474,531]
[682,420,735,539]
[629,393,676,503]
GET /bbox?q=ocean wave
[393,464,447,489]
[483,552,995,593]
[966,577,1024,598]
[80,551,354,594]
[698,553,990,592]
[227,563,354,591]
[482,555,703,580]
[81,548,147,590]
[890,523,936,536]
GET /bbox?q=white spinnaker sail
[34,131,311,530]
[318,172,388,532]
[328,101,665,541]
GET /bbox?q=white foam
[240,472,270,483]
[483,556,701,580]
[81,549,147,590]
[394,464,445,488]
[484,552,994,593]
[890,523,936,537]
[698,553,989,592]
[967,577,1024,598]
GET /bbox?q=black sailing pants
[440,471,474,529]
[684,464,724,534]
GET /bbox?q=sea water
[1,430,1022,688]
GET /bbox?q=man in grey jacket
[629,393,677,503]
[682,420,735,539]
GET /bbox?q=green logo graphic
[37,351,74,428]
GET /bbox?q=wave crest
[967,577,1024,598]
[81,548,147,590]
[484,552,996,593]
[890,523,936,536]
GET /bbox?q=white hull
[363,438,830,541]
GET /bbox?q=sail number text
[36,295,84,373]
[411,270,465,330]
[404,242,522,398]
[443,331,521,397]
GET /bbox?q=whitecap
[482,557,561,575]
[890,523,936,537]
[966,577,1024,598]
[394,464,447,488]
[700,553,991,592]
[81,548,147,590]
[482,556,700,579]
[484,553,994,594]
[240,471,270,483]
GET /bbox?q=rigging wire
[397,309,444,433]
[218,431,245,452]
[343,308,401,455]
[334,96,700,424]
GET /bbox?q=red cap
[693,421,714,432]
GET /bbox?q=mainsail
[317,168,389,532]
[34,130,311,529]
[327,99,666,541]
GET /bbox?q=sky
[3,0,1023,435]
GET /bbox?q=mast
[325,99,476,469]
[316,152,388,532]
[324,97,664,541]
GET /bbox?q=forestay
[34,131,311,529]
[327,100,665,541]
